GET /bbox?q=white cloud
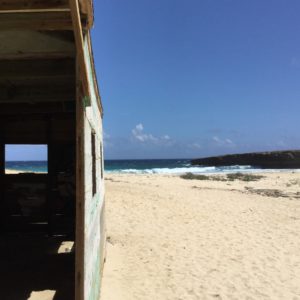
[189,143,202,149]
[212,136,235,147]
[213,136,221,143]
[131,123,172,144]
[135,123,144,131]
[103,131,110,139]
[103,131,114,148]
[132,123,157,142]
[225,138,233,144]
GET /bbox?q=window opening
[5,144,48,174]
[91,133,96,195]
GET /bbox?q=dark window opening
[5,144,48,174]
[100,142,103,179]
[91,133,96,195]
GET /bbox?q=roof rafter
[0,0,69,10]
[69,0,90,97]
[0,10,74,30]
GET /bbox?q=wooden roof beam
[0,0,92,29]
[69,0,90,98]
[0,52,75,60]
[0,0,69,10]
[0,84,75,103]
[78,0,93,28]
[0,11,75,30]
[0,58,75,83]
[0,102,75,115]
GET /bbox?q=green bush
[226,173,264,181]
[180,173,210,180]
[181,172,264,182]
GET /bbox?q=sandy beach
[5,169,47,174]
[5,169,25,174]
[100,172,300,300]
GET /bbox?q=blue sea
[6,159,299,175]
[104,159,258,174]
[6,161,48,173]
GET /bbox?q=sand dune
[100,172,300,300]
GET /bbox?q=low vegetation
[180,173,210,180]
[181,172,264,182]
[226,173,264,181]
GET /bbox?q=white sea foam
[145,166,216,174]
[106,165,267,174]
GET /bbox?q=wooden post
[0,142,4,176]
[46,117,54,236]
[0,124,5,232]
[75,59,85,300]
[68,0,90,98]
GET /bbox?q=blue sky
[6,145,47,162]
[91,0,300,159]
[7,1,300,161]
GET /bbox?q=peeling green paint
[87,192,103,228]
[88,252,101,300]
[83,95,91,107]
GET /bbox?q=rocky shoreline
[191,150,300,169]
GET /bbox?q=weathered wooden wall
[0,1,105,298]
[76,33,105,300]
[0,117,75,144]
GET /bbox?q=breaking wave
[107,165,256,174]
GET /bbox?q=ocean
[6,161,48,173]
[6,159,299,175]
[105,159,256,174]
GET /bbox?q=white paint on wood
[80,34,105,300]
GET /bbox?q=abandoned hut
[0,1,105,299]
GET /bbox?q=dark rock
[191,150,300,169]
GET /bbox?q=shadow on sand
[0,233,74,300]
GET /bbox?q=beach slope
[100,172,300,300]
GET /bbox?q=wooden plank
[86,32,103,116]
[0,8,70,13]
[69,0,90,98]
[0,0,69,10]
[0,11,73,30]
[0,113,74,121]
[0,84,75,103]
[0,131,5,232]
[0,102,75,115]
[2,120,47,144]
[0,58,75,85]
[2,116,75,144]
[46,117,54,236]
[0,75,74,86]
[78,0,93,27]
[75,67,85,300]
[0,52,75,60]
[81,37,105,300]
[0,58,74,76]
[0,30,75,60]
[0,140,4,176]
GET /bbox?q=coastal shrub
[210,176,227,181]
[226,173,264,181]
[181,172,264,182]
[180,173,210,180]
